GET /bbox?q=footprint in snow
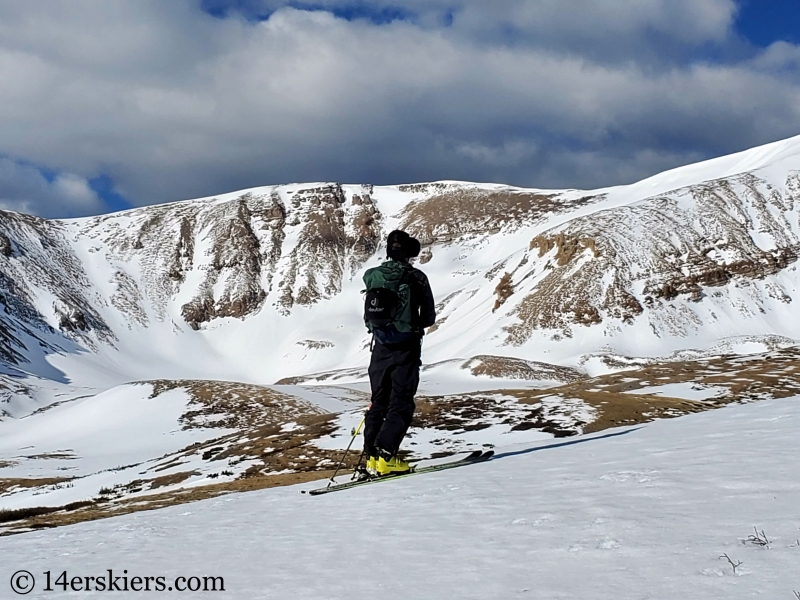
[600,470,659,483]
[597,537,620,550]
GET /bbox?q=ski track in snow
[2,397,799,599]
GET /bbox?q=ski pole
[349,446,368,481]
[327,413,366,487]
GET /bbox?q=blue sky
[202,0,800,46]
[0,0,799,218]
[203,1,416,24]
[736,0,800,46]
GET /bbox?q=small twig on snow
[719,553,743,574]
[792,590,800,600]
[747,526,770,547]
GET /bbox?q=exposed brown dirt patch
[505,346,800,432]
[17,451,77,460]
[503,389,705,434]
[0,471,333,535]
[493,272,514,311]
[141,379,327,430]
[194,413,345,478]
[149,471,198,490]
[413,394,579,438]
[123,412,351,491]
[0,477,73,494]
[0,501,96,525]
[464,355,584,382]
[399,189,601,244]
[5,348,798,534]
[530,233,599,265]
[273,368,370,385]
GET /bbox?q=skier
[362,229,436,476]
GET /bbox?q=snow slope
[2,397,798,599]
[4,133,800,520]
[3,134,800,403]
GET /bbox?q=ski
[305,450,494,496]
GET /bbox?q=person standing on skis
[362,229,435,476]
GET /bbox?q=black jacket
[405,265,436,332]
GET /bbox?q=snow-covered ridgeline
[2,135,800,403]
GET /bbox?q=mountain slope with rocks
[3,136,800,388]
[3,134,800,526]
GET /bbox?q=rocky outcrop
[57,307,88,332]
[0,232,12,257]
[602,277,644,324]
[275,185,347,311]
[167,218,195,282]
[275,184,381,312]
[2,156,800,372]
[504,172,800,343]
[346,186,382,269]
[100,202,203,319]
[644,246,799,304]
[493,273,514,312]
[399,188,602,244]
[79,183,384,329]
[530,234,599,265]
[0,316,25,364]
[0,210,114,352]
[182,195,269,328]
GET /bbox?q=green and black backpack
[362,260,415,343]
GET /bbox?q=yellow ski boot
[376,455,412,476]
[365,456,379,477]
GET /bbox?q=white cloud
[0,159,104,218]
[451,0,736,48]
[749,41,800,82]
[234,0,737,58]
[52,174,101,210]
[0,1,797,217]
[455,140,537,168]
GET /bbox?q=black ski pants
[364,336,422,458]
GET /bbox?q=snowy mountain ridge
[2,134,800,395]
[2,134,800,522]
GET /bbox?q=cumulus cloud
[0,158,104,218]
[0,0,798,217]
[223,0,738,61]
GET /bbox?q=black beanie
[386,230,421,259]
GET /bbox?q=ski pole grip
[352,416,366,437]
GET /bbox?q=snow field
[2,396,798,599]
